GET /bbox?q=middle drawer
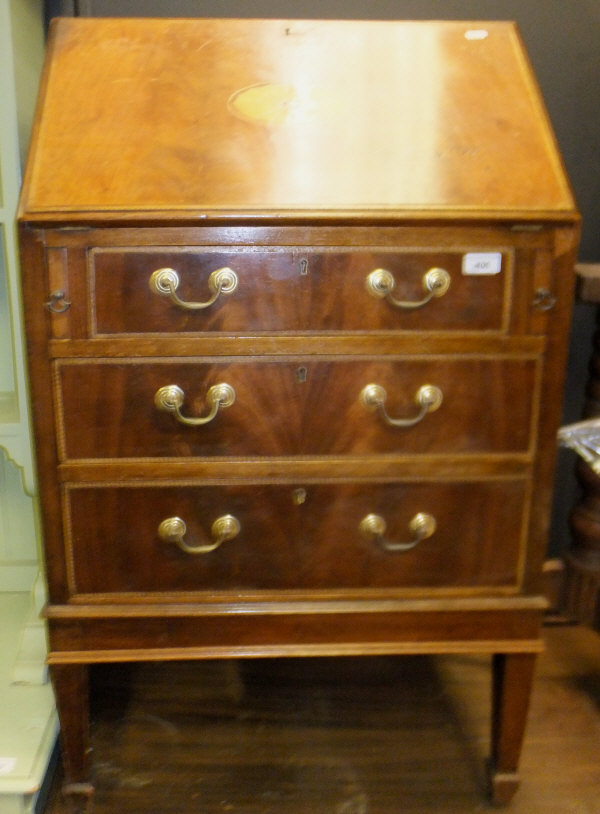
[54,357,538,460]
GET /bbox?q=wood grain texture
[89,247,507,334]
[45,602,544,661]
[21,19,574,221]
[63,480,527,595]
[54,356,538,459]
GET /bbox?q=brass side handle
[45,290,71,313]
[366,267,450,310]
[149,266,238,310]
[532,287,556,311]
[359,512,436,552]
[158,514,241,554]
[154,382,235,426]
[360,383,443,428]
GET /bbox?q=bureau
[18,18,579,809]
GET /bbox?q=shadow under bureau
[18,18,579,810]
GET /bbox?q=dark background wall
[45,0,600,557]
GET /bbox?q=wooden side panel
[18,226,72,603]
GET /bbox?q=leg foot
[488,765,521,805]
[489,652,537,804]
[50,664,94,804]
[62,782,95,814]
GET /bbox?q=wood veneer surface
[21,19,574,220]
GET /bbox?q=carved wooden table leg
[563,266,600,630]
[564,458,600,627]
[488,652,537,805]
[50,664,94,813]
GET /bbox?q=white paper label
[0,758,16,776]
[462,253,502,275]
[465,29,489,40]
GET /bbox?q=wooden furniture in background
[563,263,600,629]
[18,18,579,810]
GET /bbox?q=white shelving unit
[0,2,58,812]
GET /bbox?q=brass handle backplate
[154,382,235,426]
[359,512,436,552]
[360,383,443,427]
[366,267,450,310]
[158,514,240,554]
[149,266,238,310]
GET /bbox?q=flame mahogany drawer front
[64,481,527,595]
[18,18,580,807]
[88,247,509,335]
[54,356,538,460]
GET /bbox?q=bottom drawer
[64,481,527,595]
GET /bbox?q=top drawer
[87,247,509,335]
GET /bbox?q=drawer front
[89,247,509,334]
[64,481,526,595]
[55,357,537,460]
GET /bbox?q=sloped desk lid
[20,18,577,223]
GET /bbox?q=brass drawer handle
[154,382,235,426]
[366,267,450,310]
[149,266,238,310]
[360,383,443,427]
[359,512,436,552]
[158,514,241,554]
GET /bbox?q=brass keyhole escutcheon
[293,488,307,505]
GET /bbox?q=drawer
[54,356,538,460]
[64,480,526,595]
[88,247,509,334]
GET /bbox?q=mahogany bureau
[18,18,579,809]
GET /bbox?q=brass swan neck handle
[360,383,443,428]
[360,512,436,552]
[158,514,241,555]
[154,382,235,426]
[366,266,450,310]
[149,266,238,310]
